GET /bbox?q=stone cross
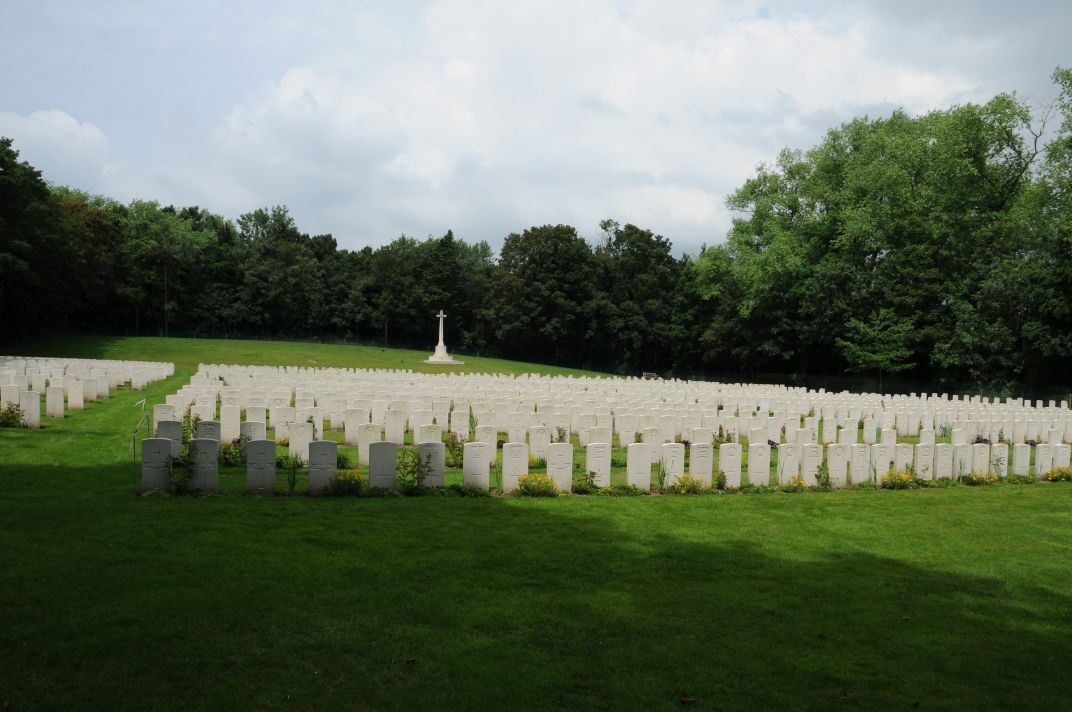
[436,310,447,348]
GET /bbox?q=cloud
[203,0,989,252]
[1,0,1068,254]
[0,110,109,190]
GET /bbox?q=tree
[836,309,914,391]
[490,225,595,365]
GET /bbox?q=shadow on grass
[1,469,1070,711]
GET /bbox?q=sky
[1,1,1067,255]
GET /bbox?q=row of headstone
[0,356,174,427]
[166,365,1072,453]
[141,433,1067,495]
[140,436,451,494]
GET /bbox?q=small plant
[396,448,431,495]
[713,425,729,447]
[880,469,919,490]
[713,470,727,490]
[529,456,547,469]
[0,403,26,428]
[329,469,365,496]
[554,426,567,444]
[960,472,1000,486]
[446,483,491,498]
[814,463,831,489]
[277,454,304,495]
[169,456,190,494]
[633,431,643,444]
[922,477,957,488]
[781,474,808,493]
[336,448,353,469]
[607,483,647,496]
[1002,473,1036,485]
[853,481,878,491]
[277,437,290,448]
[1044,466,1072,482]
[517,473,560,497]
[666,474,710,495]
[651,465,668,493]
[610,455,627,469]
[445,431,465,468]
[219,438,243,467]
[572,469,601,495]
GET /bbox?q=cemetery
[133,363,1072,496]
[3,336,1072,710]
[3,10,1072,707]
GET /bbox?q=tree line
[1,69,1070,393]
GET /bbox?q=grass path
[4,335,609,376]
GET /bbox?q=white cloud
[1,0,1065,253]
[0,110,109,190]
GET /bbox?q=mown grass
[4,335,608,377]
[1,338,1071,709]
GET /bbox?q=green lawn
[2,338,1071,710]
[4,335,608,377]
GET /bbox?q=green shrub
[528,456,547,469]
[446,484,490,497]
[276,454,305,495]
[445,432,464,468]
[813,463,831,488]
[960,472,1000,486]
[329,469,365,496]
[572,470,601,495]
[396,448,430,496]
[880,469,919,490]
[666,474,710,495]
[922,477,958,488]
[336,449,353,469]
[219,438,243,467]
[853,481,878,492]
[780,474,808,493]
[169,458,190,495]
[1044,466,1072,482]
[0,403,26,428]
[517,473,560,497]
[607,483,647,496]
[1002,473,1036,485]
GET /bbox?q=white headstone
[357,423,381,466]
[463,441,491,489]
[1011,443,1031,475]
[827,443,848,487]
[140,438,172,492]
[45,386,64,418]
[690,443,713,486]
[850,444,871,485]
[586,442,612,488]
[719,442,742,488]
[748,443,771,487]
[546,442,573,493]
[188,438,219,492]
[627,443,651,490]
[418,441,446,487]
[502,442,530,491]
[368,441,396,490]
[246,439,277,492]
[934,443,953,478]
